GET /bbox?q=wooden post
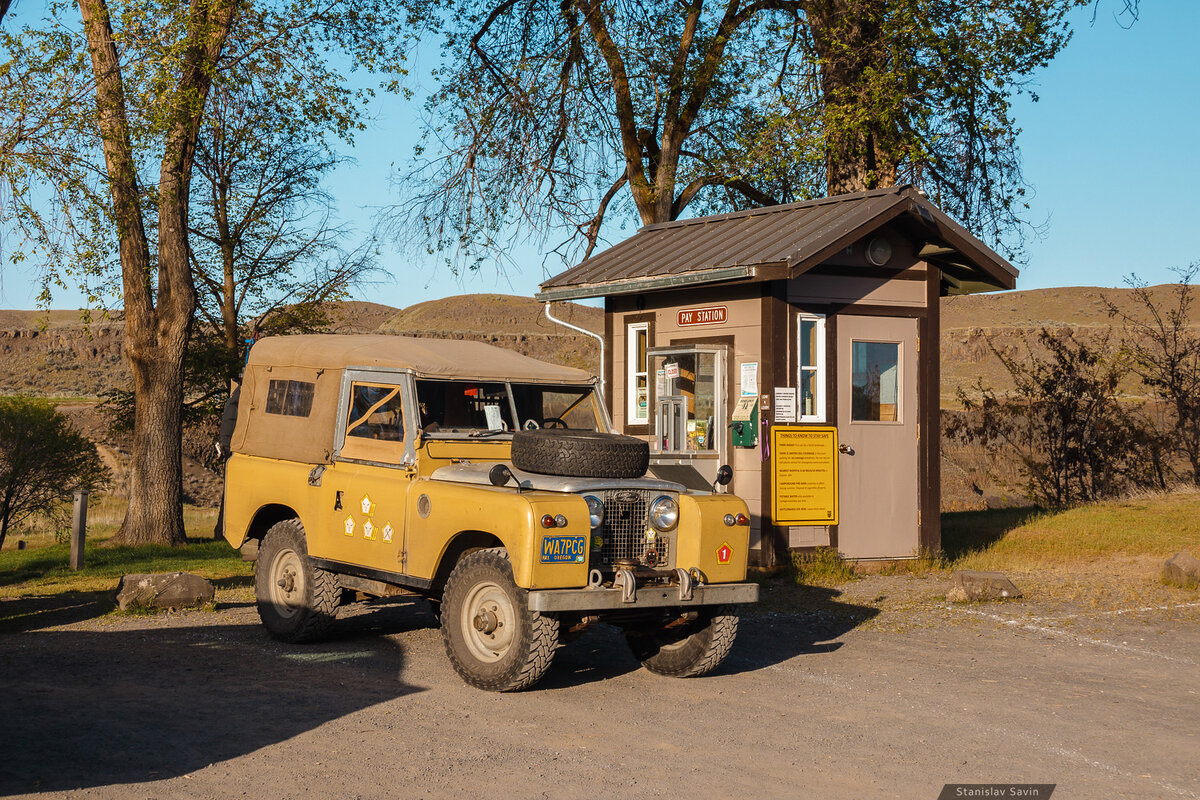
[70,490,89,571]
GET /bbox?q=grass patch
[788,547,856,587]
[0,501,248,600]
[0,536,250,598]
[943,490,1200,572]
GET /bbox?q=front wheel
[440,549,559,691]
[254,518,339,643]
[624,606,739,678]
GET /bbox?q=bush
[0,396,110,550]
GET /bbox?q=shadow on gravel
[722,586,881,674]
[0,619,421,795]
[0,592,117,634]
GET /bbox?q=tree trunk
[117,322,190,546]
[807,0,901,196]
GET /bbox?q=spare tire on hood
[511,429,649,479]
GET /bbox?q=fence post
[70,490,89,571]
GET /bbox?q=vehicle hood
[430,462,688,494]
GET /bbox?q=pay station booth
[539,186,1016,565]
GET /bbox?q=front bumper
[527,581,759,613]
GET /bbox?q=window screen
[347,384,405,441]
[265,379,314,417]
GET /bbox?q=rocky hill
[3,286,1192,514]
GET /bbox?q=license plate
[540,535,587,564]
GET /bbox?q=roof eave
[536,265,768,302]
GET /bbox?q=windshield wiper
[468,429,508,438]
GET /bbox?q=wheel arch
[430,530,506,598]
[239,503,303,549]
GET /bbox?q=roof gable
[538,186,1016,301]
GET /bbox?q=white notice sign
[774,387,797,423]
[740,362,758,396]
[665,362,680,380]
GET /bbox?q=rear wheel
[624,606,739,677]
[440,549,559,691]
[255,519,339,643]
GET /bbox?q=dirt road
[2,583,1198,800]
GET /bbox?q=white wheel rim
[269,547,305,618]
[461,580,516,662]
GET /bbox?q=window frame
[626,320,650,426]
[796,313,827,423]
[849,338,904,425]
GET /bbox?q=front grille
[590,489,673,570]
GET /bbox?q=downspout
[543,302,605,398]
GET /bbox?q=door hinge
[398,547,407,568]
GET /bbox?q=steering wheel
[541,417,569,429]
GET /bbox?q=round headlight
[648,495,678,531]
[583,495,604,529]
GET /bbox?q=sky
[1,1,1196,311]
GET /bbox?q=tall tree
[190,79,379,382]
[391,0,1130,267]
[78,0,239,546]
[0,1,410,545]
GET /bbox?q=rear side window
[265,379,315,417]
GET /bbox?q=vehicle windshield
[415,380,602,437]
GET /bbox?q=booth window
[627,322,650,425]
[265,379,314,417]
[649,350,719,453]
[851,341,900,422]
[797,314,825,422]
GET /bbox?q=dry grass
[945,488,1200,571]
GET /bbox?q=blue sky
[2,1,1196,311]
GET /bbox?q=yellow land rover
[223,334,757,691]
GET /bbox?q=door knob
[838,443,853,454]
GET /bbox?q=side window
[627,321,649,425]
[346,384,405,441]
[797,314,826,422]
[265,379,314,417]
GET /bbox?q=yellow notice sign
[771,426,839,526]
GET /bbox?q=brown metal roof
[537,185,1017,301]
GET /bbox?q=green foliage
[0,396,109,550]
[946,328,1164,507]
[390,0,1092,271]
[0,0,409,307]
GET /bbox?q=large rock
[946,570,1022,603]
[1162,552,1200,589]
[116,572,215,612]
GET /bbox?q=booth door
[836,315,920,559]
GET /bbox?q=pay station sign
[677,305,727,327]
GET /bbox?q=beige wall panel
[788,526,831,548]
[788,274,926,307]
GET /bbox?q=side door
[835,315,920,559]
[310,371,417,575]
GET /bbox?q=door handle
[838,443,853,455]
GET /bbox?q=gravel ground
[1,576,1198,800]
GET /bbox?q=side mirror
[489,464,514,487]
[714,464,733,487]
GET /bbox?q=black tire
[440,549,559,691]
[511,429,649,478]
[624,606,739,678]
[254,519,339,643]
